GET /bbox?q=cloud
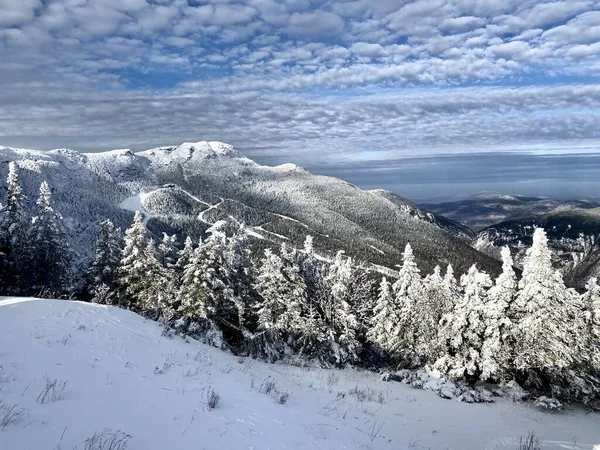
[0,0,599,199]
[0,0,40,27]
[288,10,345,36]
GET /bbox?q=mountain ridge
[0,141,501,278]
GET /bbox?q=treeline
[1,165,599,407]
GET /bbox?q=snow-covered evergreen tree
[443,264,461,308]
[581,277,600,371]
[481,246,516,380]
[84,219,122,303]
[0,162,28,292]
[367,277,397,355]
[222,220,256,335]
[514,228,577,372]
[27,181,72,296]
[177,236,195,273]
[324,251,360,364]
[390,243,424,365]
[178,238,210,322]
[255,248,305,333]
[435,264,491,380]
[117,211,151,308]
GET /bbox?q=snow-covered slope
[0,141,501,277]
[1,298,598,450]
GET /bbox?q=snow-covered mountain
[475,208,600,288]
[422,194,600,231]
[0,142,500,276]
[1,297,598,450]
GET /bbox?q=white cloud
[288,10,345,36]
[0,0,40,27]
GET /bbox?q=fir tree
[481,246,516,380]
[390,243,424,365]
[325,251,361,364]
[0,162,28,292]
[84,219,122,303]
[367,277,397,355]
[117,211,150,308]
[178,238,210,322]
[514,228,577,372]
[27,181,72,296]
[435,264,491,380]
[581,277,600,371]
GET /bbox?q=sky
[1,0,600,201]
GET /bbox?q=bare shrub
[0,402,27,429]
[518,432,541,450]
[272,390,290,405]
[258,377,277,395]
[79,429,131,450]
[37,375,67,404]
[207,388,220,410]
[327,372,340,386]
[59,334,72,346]
[348,385,386,404]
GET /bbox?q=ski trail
[118,193,152,226]
[175,188,211,207]
[271,213,330,238]
[197,197,225,225]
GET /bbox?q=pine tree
[255,248,305,333]
[435,264,491,380]
[581,277,600,371]
[390,243,424,365]
[222,220,256,335]
[178,238,210,322]
[443,264,461,308]
[0,162,28,292]
[84,219,122,303]
[137,239,171,318]
[117,211,150,308]
[367,277,397,355]
[27,181,72,296]
[481,246,516,380]
[325,251,360,365]
[177,236,195,273]
[514,228,577,372]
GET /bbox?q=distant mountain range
[422,194,600,231]
[0,142,501,278]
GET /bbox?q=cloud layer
[1,0,599,196]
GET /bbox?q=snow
[197,196,224,225]
[0,298,598,450]
[118,193,152,226]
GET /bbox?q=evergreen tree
[84,219,122,303]
[137,238,172,318]
[324,251,361,365]
[27,181,72,296]
[581,277,600,372]
[367,276,397,355]
[514,228,577,372]
[435,264,491,380]
[117,211,151,308]
[443,264,461,308]
[255,248,305,333]
[177,236,195,273]
[0,162,28,292]
[481,246,516,380]
[178,238,210,322]
[390,243,424,365]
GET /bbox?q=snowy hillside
[1,298,598,450]
[0,141,501,277]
